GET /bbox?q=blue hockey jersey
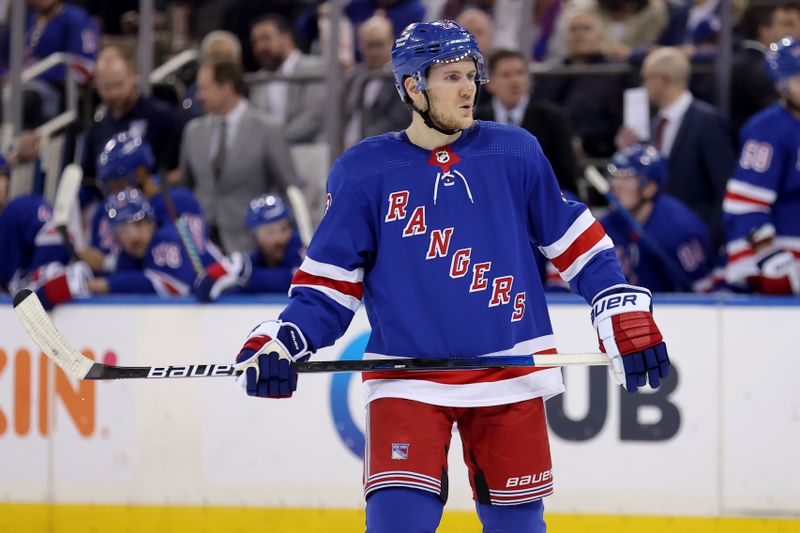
[723,104,800,283]
[0,4,98,83]
[279,122,627,407]
[241,231,305,294]
[601,194,713,292]
[105,224,199,296]
[0,195,68,292]
[90,187,212,270]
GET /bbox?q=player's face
[254,219,293,264]
[425,59,478,131]
[115,219,155,259]
[101,176,136,195]
[609,173,644,211]
[250,21,290,71]
[487,56,529,110]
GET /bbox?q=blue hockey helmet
[96,132,156,182]
[391,19,488,102]
[245,194,292,231]
[608,144,668,189]
[104,187,155,227]
[766,36,800,82]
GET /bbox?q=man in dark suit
[475,49,579,195]
[344,15,411,147]
[618,47,735,247]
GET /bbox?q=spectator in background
[346,0,426,38]
[584,0,668,62]
[344,16,410,147]
[730,0,790,134]
[183,30,244,118]
[181,60,298,254]
[248,14,327,145]
[475,49,579,195]
[616,47,735,247]
[195,194,305,301]
[723,37,800,295]
[0,0,98,128]
[81,47,185,184]
[602,144,713,292]
[456,8,495,56]
[535,9,626,157]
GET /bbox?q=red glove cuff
[611,311,663,355]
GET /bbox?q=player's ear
[403,76,423,105]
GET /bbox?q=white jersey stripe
[289,283,362,312]
[538,210,595,259]
[558,234,614,282]
[300,256,364,283]
[726,179,777,204]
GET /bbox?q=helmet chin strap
[408,91,461,135]
[405,84,482,137]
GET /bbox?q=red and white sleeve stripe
[723,179,776,215]
[289,256,364,312]
[144,269,191,296]
[539,210,614,282]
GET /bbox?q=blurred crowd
[0,0,799,305]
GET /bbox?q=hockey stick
[52,164,83,261]
[157,182,205,277]
[584,165,694,291]
[286,185,313,247]
[12,289,609,381]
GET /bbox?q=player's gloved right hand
[591,284,670,393]
[34,261,93,310]
[195,251,252,302]
[751,248,800,295]
[233,321,312,398]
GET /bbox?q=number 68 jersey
[280,122,628,407]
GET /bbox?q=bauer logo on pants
[391,443,410,460]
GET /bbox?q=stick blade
[12,289,94,379]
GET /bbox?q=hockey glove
[195,251,252,302]
[233,321,312,398]
[591,284,669,393]
[35,261,93,310]
[751,248,800,295]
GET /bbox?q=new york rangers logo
[391,443,410,460]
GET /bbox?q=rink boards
[0,294,798,532]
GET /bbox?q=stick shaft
[81,353,608,380]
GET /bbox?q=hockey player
[231,21,670,532]
[602,144,714,292]
[195,194,304,301]
[82,187,201,297]
[84,132,214,273]
[724,36,800,294]
[0,192,71,297]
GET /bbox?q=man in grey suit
[344,15,411,148]
[181,60,298,254]
[249,14,327,145]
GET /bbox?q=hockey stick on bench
[12,289,609,381]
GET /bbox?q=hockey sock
[365,487,444,533]
[475,499,546,533]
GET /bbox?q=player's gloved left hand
[233,321,312,398]
[591,284,670,393]
[34,261,93,310]
[195,251,251,302]
[752,248,800,295]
